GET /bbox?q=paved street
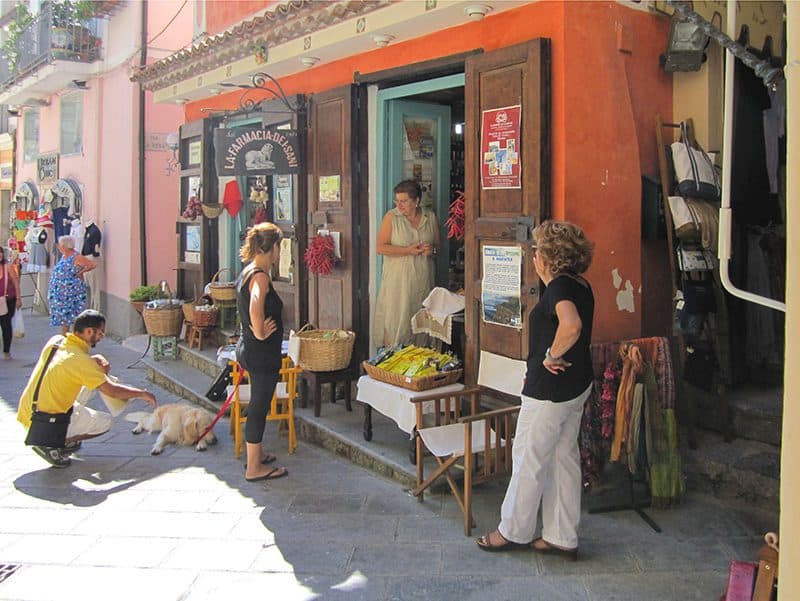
[0,312,776,600]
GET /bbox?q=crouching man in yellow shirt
[17,310,157,468]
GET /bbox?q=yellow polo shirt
[17,334,108,428]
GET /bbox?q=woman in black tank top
[235,222,288,482]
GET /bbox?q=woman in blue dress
[48,235,96,334]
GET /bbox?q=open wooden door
[307,85,368,364]
[464,40,550,386]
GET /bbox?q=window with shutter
[60,93,83,156]
[23,109,39,163]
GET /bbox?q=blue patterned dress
[48,253,87,327]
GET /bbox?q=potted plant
[49,0,97,58]
[129,284,165,314]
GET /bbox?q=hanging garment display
[82,222,102,257]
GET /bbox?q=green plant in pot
[49,0,98,57]
[129,285,166,314]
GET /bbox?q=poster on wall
[319,175,340,204]
[213,127,299,176]
[481,245,522,328]
[480,105,521,189]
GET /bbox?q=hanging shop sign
[481,245,523,328]
[37,152,59,184]
[213,127,300,176]
[480,105,521,190]
[0,162,11,186]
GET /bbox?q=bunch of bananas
[374,345,460,378]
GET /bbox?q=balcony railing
[0,3,102,88]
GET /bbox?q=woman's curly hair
[533,220,594,275]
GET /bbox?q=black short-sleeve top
[521,274,595,402]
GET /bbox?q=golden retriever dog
[125,404,217,455]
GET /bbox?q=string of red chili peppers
[304,234,336,276]
[445,190,465,240]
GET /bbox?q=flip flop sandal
[244,454,277,470]
[476,532,529,552]
[530,538,578,561]
[245,467,288,482]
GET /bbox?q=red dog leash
[194,386,236,446]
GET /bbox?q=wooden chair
[231,357,302,458]
[411,386,520,536]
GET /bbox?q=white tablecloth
[356,375,465,435]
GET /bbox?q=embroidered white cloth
[422,287,465,324]
[356,375,464,435]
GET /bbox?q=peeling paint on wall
[617,280,636,313]
[611,268,636,313]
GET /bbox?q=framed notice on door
[480,105,521,189]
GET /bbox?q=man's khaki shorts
[65,403,112,438]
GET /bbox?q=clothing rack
[655,115,732,446]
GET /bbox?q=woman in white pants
[477,221,595,560]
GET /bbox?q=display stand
[588,470,661,533]
[655,115,732,446]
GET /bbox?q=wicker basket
[296,326,356,372]
[362,361,463,392]
[209,268,236,302]
[143,301,184,337]
[192,306,219,328]
[182,300,195,323]
[201,203,223,219]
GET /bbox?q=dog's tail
[124,411,149,423]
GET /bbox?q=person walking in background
[0,247,22,359]
[373,180,440,347]
[235,222,289,482]
[48,235,95,335]
[477,221,595,559]
[17,310,158,468]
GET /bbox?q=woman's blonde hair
[533,220,594,275]
[239,222,282,263]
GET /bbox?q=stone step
[689,384,783,446]
[681,427,779,513]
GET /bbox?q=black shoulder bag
[24,344,73,448]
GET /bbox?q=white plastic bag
[11,310,24,338]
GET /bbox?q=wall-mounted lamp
[165,132,180,175]
[454,122,464,136]
[464,4,492,21]
[659,15,709,72]
[372,34,394,47]
[299,56,320,68]
[208,87,222,95]
[174,98,189,105]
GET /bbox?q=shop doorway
[376,74,466,297]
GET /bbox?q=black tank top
[236,267,283,370]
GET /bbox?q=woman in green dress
[373,180,440,347]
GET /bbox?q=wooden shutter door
[464,40,551,382]
[307,85,366,362]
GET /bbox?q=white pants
[66,402,113,439]
[498,384,591,548]
[83,256,102,312]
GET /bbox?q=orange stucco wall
[205,0,282,33]
[186,0,672,343]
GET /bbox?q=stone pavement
[0,312,778,600]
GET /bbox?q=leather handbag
[24,344,73,448]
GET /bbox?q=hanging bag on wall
[24,343,73,448]
[670,122,721,201]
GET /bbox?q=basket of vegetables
[362,345,462,391]
[295,324,355,371]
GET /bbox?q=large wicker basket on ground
[362,361,462,391]
[209,268,236,302]
[296,326,356,372]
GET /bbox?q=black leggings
[244,365,280,444]
[0,299,16,353]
